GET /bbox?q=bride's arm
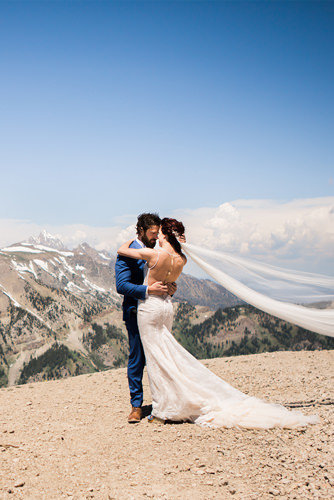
[117,240,156,264]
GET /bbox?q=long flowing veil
[182,243,334,337]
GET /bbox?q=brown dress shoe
[128,406,142,423]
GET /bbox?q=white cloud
[0,197,333,274]
[174,197,334,273]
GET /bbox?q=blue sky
[0,1,333,229]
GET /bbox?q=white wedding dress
[137,262,318,429]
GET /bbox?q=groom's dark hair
[136,213,161,235]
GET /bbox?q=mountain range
[1,231,332,388]
[0,231,241,386]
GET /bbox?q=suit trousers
[125,310,146,407]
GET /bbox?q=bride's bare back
[147,248,186,286]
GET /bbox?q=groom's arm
[115,256,147,300]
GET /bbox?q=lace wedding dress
[137,262,318,429]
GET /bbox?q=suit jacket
[115,239,147,321]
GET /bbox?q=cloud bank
[1,197,333,274]
[176,197,334,272]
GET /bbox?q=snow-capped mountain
[0,239,116,298]
[27,229,67,251]
[0,237,121,385]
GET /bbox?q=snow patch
[33,259,58,278]
[99,252,111,260]
[1,246,42,254]
[33,244,74,256]
[33,259,49,272]
[58,270,66,281]
[82,278,106,292]
[11,260,38,279]
[58,256,77,275]
[0,284,21,307]
[65,281,84,292]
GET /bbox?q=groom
[115,213,177,423]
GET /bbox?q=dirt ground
[0,350,333,499]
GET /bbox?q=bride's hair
[161,218,185,255]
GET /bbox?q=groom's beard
[141,233,157,249]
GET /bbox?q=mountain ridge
[1,232,332,388]
[0,235,240,386]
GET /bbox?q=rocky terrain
[0,350,332,499]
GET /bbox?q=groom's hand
[167,282,177,296]
[148,281,169,296]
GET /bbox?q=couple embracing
[115,213,317,429]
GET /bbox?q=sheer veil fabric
[182,243,334,338]
[137,251,319,429]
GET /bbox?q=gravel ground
[0,350,333,499]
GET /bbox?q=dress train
[137,295,318,429]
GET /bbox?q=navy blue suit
[115,239,147,407]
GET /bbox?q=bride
[117,218,318,429]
